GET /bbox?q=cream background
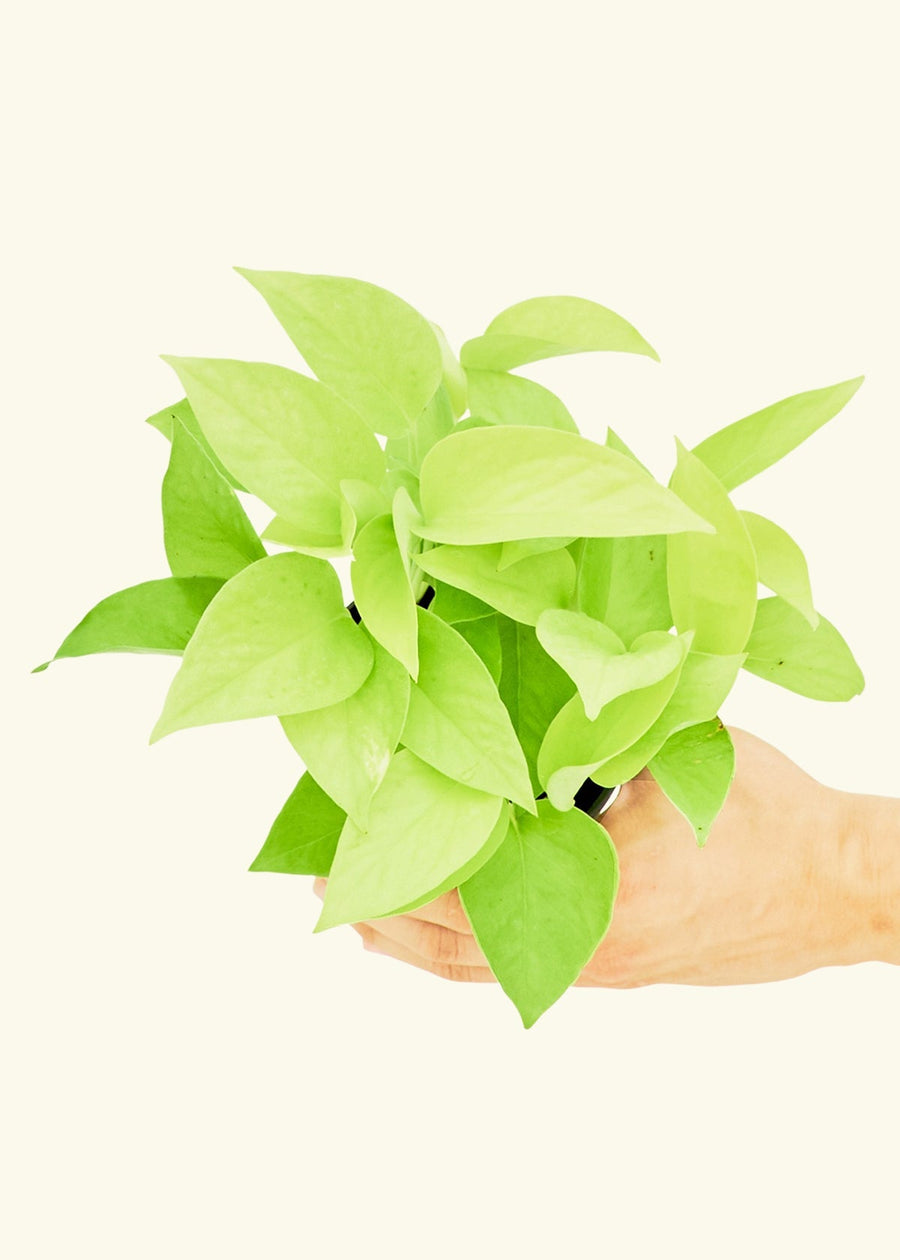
[3,2,899,1256]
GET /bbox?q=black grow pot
[346,586,619,822]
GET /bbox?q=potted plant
[36,270,866,1027]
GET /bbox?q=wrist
[831,788,900,966]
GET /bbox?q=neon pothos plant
[37,271,866,1027]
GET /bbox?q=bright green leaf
[590,648,746,786]
[740,510,818,628]
[464,368,579,432]
[34,577,224,672]
[570,534,671,646]
[605,426,652,474]
[249,773,346,877]
[236,270,443,438]
[460,295,658,370]
[351,514,419,678]
[538,634,691,809]
[384,800,512,917]
[391,486,424,578]
[454,613,503,684]
[498,537,576,570]
[415,541,576,626]
[459,801,619,1028]
[280,638,410,828]
[162,356,384,543]
[496,617,576,794]
[162,421,266,579]
[667,439,757,653]
[428,584,493,624]
[536,612,686,721]
[260,516,351,557]
[743,597,864,700]
[150,553,374,741]
[340,479,390,548]
[412,383,456,467]
[146,396,246,490]
[314,749,505,928]
[415,426,715,544]
[649,719,736,846]
[430,321,468,418]
[400,608,535,812]
[692,376,864,491]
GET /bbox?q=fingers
[313,878,474,934]
[351,922,497,984]
[360,908,489,967]
[311,877,495,983]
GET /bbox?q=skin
[312,727,900,988]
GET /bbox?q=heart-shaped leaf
[460,295,658,370]
[538,634,691,809]
[649,719,736,846]
[590,648,746,786]
[280,637,410,828]
[314,749,505,929]
[162,357,385,543]
[400,608,535,812]
[536,611,686,721]
[236,270,443,438]
[150,553,374,741]
[415,426,714,544]
[459,801,619,1028]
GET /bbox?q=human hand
[312,727,900,987]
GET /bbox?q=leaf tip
[31,660,50,674]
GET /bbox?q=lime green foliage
[163,421,266,579]
[150,553,374,741]
[416,541,575,626]
[416,426,715,545]
[147,396,246,490]
[743,598,864,700]
[281,636,409,828]
[739,511,818,628]
[536,612,686,721]
[649,720,736,846]
[400,608,535,812]
[459,802,619,1028]
[163,356,385,550]
[465,368,579,432]
[250,773,346,877]
[350,514,419,678]
[35,577,224,671]
[236,270,443,438]
[691,376,864,491]
[314,750,505,929]
[38,270,867,1027]
[590,649,746,786]
[538,633,693,809]
[667,440,758,654]
[460,295,658,370]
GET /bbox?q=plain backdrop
[3,2,899,1256]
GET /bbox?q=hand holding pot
[313,727,900,989]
